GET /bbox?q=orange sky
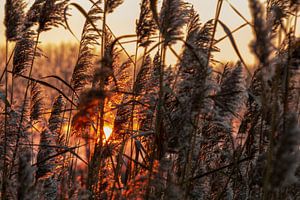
[0,0,299,66]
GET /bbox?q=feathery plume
[71,1,102,93]
[270,113,300,188]
[24,0,44,30]
[24,0,69,32]
[36,127,58,199]
[106,0,124,13]
[104,27,119,68]
[170,13,215,135]
[267,0,288,31]
[108,60,132,140]
[17,149,35,200]
[131,55,153,136]
[267,0,300,31]
[123,159,182,199]
[72,89,106,131]
[159,0,190,45]
[48,95,65,143]
[92,27,119,88]
[249,153,266,199]
[238,70,268,156]
[249,0,274,81]
[136,0,157,47]
[30,81,44,121]
[204,63,247,198]
[138,52,160,132]
[110,58,132,92]
[216,62,247,122]
[4,0,26,41]
[36,128,58,179]
[12,30,38,76]
[166,10,216,197]
[38,0,70,32]
[134,55,152,94]
[206,63,247,150]
[112,93,132,138]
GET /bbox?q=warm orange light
[63,124,71,134]
[103,125,113,141]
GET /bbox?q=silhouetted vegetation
[0,0,299,199]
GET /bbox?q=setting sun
[103,125,113,141]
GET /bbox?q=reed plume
[24,0,69,32]
[159,0,190,45]
[138,52,160,132]
[72,89,106,131]
[48,95,65,143]
[12,30,38,76]
[270,113,300,189]
[71,1,102,94]
[30,81,44,121]
[4,0,26,41]
[106,0,124,13]
[36,127,58,200]
[267,0,299,31]
[17,149,36,200]
[1,0,299,199]
[136,0,157,47]
[249,0,274,81]
[215,63,247,128]
[39,0,70,32]
[24,0,44,30]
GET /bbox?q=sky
[0,0,299,66]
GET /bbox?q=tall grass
[0,0,299,199]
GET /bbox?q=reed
[0,0,299,199]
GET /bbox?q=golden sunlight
[63,124,71,134]
[103,125,113,141]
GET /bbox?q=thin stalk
[105,25,136,65]
[206,0,223,68]
[98,0,107,145]
[144,35,162,200]
[65,95,75,146]
[129,38,141,178]
[0,45,16,83]
[263,71,280,200]
[10,70,14,104]
[109,141,126,199]
[184,116,202,199]
[69,138,80,188]
[294,9,298,35]
[62,93,75,189]
[88,0,107,196]
[282,33,292,132]
[1,39,9,200]
[155,43,166,160]
[225,0,252,26]
[214,22,248,45]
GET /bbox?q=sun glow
[103,125,113,141]
[62,124,71,134]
